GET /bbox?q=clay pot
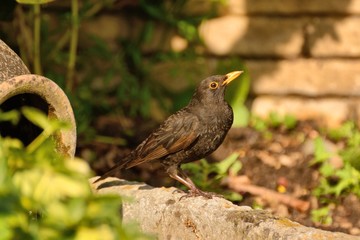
[0,40,76,158]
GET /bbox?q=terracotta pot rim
[0,74,76,157]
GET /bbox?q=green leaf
[232,104,250,128]
[0,110,20,125]
[65,158,92,176]
[229,161,242,176]
[250,116,268,132]
[16,0,55,4]
[21,107,51,131]
[311,206,333,225]
[348,131,360,148]
[268,112,282,128]
[311,137,332,165]
[340,147,360,171]
[319,163,334,177]
[215,153,240,176]
[334,164,360,196]
[75,225,115,240]
[283,114,297,130]
[178,21,197,41]
[0,219,12,240]
[349,157,360,172]
[224,191,243,202]
[327,121,354,141]
[226,68,251,127]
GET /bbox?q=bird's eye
[209,82,219,89]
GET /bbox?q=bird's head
[191,71,243,104]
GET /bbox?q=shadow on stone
[96,178,154,190]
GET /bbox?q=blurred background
[1,0,360,236]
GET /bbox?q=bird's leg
[166,165,220,199]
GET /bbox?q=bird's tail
[93,157,131,184]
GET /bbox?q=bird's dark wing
[94,110,200,184]
[125,110,200,168]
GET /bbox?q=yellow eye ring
[209,82,219,89]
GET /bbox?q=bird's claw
[172,189,185,194]
[179,189,223,200]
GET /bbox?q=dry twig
[227,175,310,212]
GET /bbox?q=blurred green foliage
[311,206,333,226]
[17,0,55,4]
[218,58,251,127]
[182,153,243,201]
[249,112,298,141]
[310,122,360,225]
[0,108,152,239]
[2,0,249,143]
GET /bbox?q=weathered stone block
[199,16,304,57]
[251,96,358,127]
[307,17,360,57]
[247,59,360,96]
[245,0,360,14]
[93,178,358,240]
[183,0,360,15]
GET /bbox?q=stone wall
[196,0,360,127]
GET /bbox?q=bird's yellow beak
[222,71,243,86]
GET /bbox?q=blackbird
[94,71,243,198]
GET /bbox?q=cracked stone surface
[92,177,358,240]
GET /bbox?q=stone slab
[251,96,360,127]
[77,10,360,59]
[92,178,358,240]
[307,17,360,57]
[183,0,360,15]
[199,16,304,57]
[247,59,360,96]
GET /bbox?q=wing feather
[125,111,199,168]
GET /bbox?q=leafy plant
[0,109,21,124]
[181,153,243,201]
[4,0,255,165]
[310,122,360,225]
[250,112,298,137]
[0,108,152,240]
[328,121,360,171]
[311,206,333,225]
[326,121,355,141]
[217,58,251,127]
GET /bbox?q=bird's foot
[179,188,223,200]
[172,188,185,194]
